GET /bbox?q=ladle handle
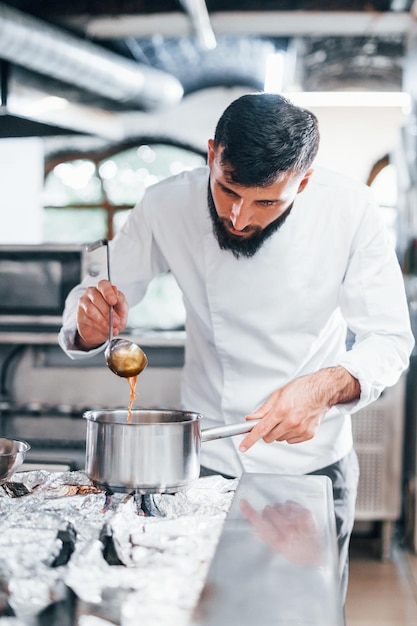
[85,239,113,344]
[103,240,113,344]
[201,418,261,443]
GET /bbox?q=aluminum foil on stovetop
[0,470,238,626]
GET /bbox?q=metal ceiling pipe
[0,2,183,110]
[179,0,217,50]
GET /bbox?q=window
[43,142,206,242]
[43,140,206,329]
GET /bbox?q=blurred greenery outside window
[43,143,206,330]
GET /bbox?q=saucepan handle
[201,419,261,443]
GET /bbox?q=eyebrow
[217,179,239,194]
[218,178,284,204]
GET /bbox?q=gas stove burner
[134,492,165,517]
[1,481,30,498]
[100,485,167,516]
[99,523,125,566]
[100,489,165,517]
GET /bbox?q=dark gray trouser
[309,448,360,605]
[201,448,360,605]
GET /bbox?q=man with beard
[59,93,413,602]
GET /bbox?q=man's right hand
[75,279,129,350]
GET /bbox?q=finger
[240,498,259,523]
[78,306,108,338]
[245,396,276,420]
[285,434,314,444]
[92,284,126,329]
[241,501,282,545]
[285,437,304,444]
[281,500,305,512]
[113,291,129,324]
[97,279,118,305]
[262,420,318,444]
[262,426,292,443]
[262,505,286,529]
[240,500,268,532]
[239,418,277,452]
[80,289,108,324]
[79,287,123,339]
[238,432,258,453]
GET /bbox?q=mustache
[218,216,260,236]
[207,182,293,258]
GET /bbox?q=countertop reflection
[192,473,344,626]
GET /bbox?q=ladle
[86,239,148,378]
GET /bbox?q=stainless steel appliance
[352,374,406,560]
[0,242,92,470]
[0,244,93,330]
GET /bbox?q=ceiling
[0,0,416,138]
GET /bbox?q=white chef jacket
[59,165,414,477]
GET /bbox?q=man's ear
[207,139,215,167]
[297,168,314,194]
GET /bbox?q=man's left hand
[239,366,360,452]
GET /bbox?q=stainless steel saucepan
[83,409,260,493]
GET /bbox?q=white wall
[0,137,44,243]
[308,104,406,183]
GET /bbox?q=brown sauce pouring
[127,375,138,423]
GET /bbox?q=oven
[0,244,94,329]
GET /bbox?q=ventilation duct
[0,60,93,137]
[179,0,217,50]
[0,2,183,111]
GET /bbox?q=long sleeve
[58,191,170,359]
[335,193,414,412]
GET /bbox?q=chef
[59,93,414,602]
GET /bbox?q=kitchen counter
[0,328,186,347]
[0,470,343,626]
[192,473,344,626]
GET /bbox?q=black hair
[213,92,320,186]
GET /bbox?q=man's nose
[230,200,251,230]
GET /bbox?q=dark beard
[207,182,293,258]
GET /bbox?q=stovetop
[0,469,238,626]
[0,471,344,626]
